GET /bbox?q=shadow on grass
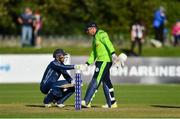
[151,105,180,108]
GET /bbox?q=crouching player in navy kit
[40,48,82,108]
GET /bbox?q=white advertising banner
[71,56,180,84]
[0,54,70,83]
[0,55,180,84]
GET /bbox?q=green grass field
[0,83,180,118]
[0,46,180,57]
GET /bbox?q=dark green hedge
[0,0,179,37]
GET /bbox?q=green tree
[0,0,179,38]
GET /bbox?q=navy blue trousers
[40,80,74,104]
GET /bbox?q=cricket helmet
[53,48,67,58]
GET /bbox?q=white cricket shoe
[44,103,52,108]
[56,103,65,108]
[102,102,118,108]
[81,100,91,108]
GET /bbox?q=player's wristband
[85,62,90,66]
[111,52,116,55]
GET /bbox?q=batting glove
[118,53,127,67]
[82,64,88,71]
[112,53,118,64]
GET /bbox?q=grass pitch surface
[0,83,180,118]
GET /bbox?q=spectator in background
[130,20,145,55]
[163,28,169,45]
[33,10,42,48]
[172,20,180,46]
[18,7,33,47]
[153,6,167,45]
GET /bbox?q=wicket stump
[75,70,82,110]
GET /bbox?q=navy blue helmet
[53,49,67,58]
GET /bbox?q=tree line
[0,0,179,38]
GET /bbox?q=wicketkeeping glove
[74,64,88,71]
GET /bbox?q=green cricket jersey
[87,29,115,65]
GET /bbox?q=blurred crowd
[18,7,42,48]
[130,6,180,56]
[15,6,179,52]
[152,6,180,47]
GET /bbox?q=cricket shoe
[102,102,118,108]
[44,103,52,108]
[81,100,91,108]
[56,103,65,108]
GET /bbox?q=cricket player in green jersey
[82,22,124,108]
